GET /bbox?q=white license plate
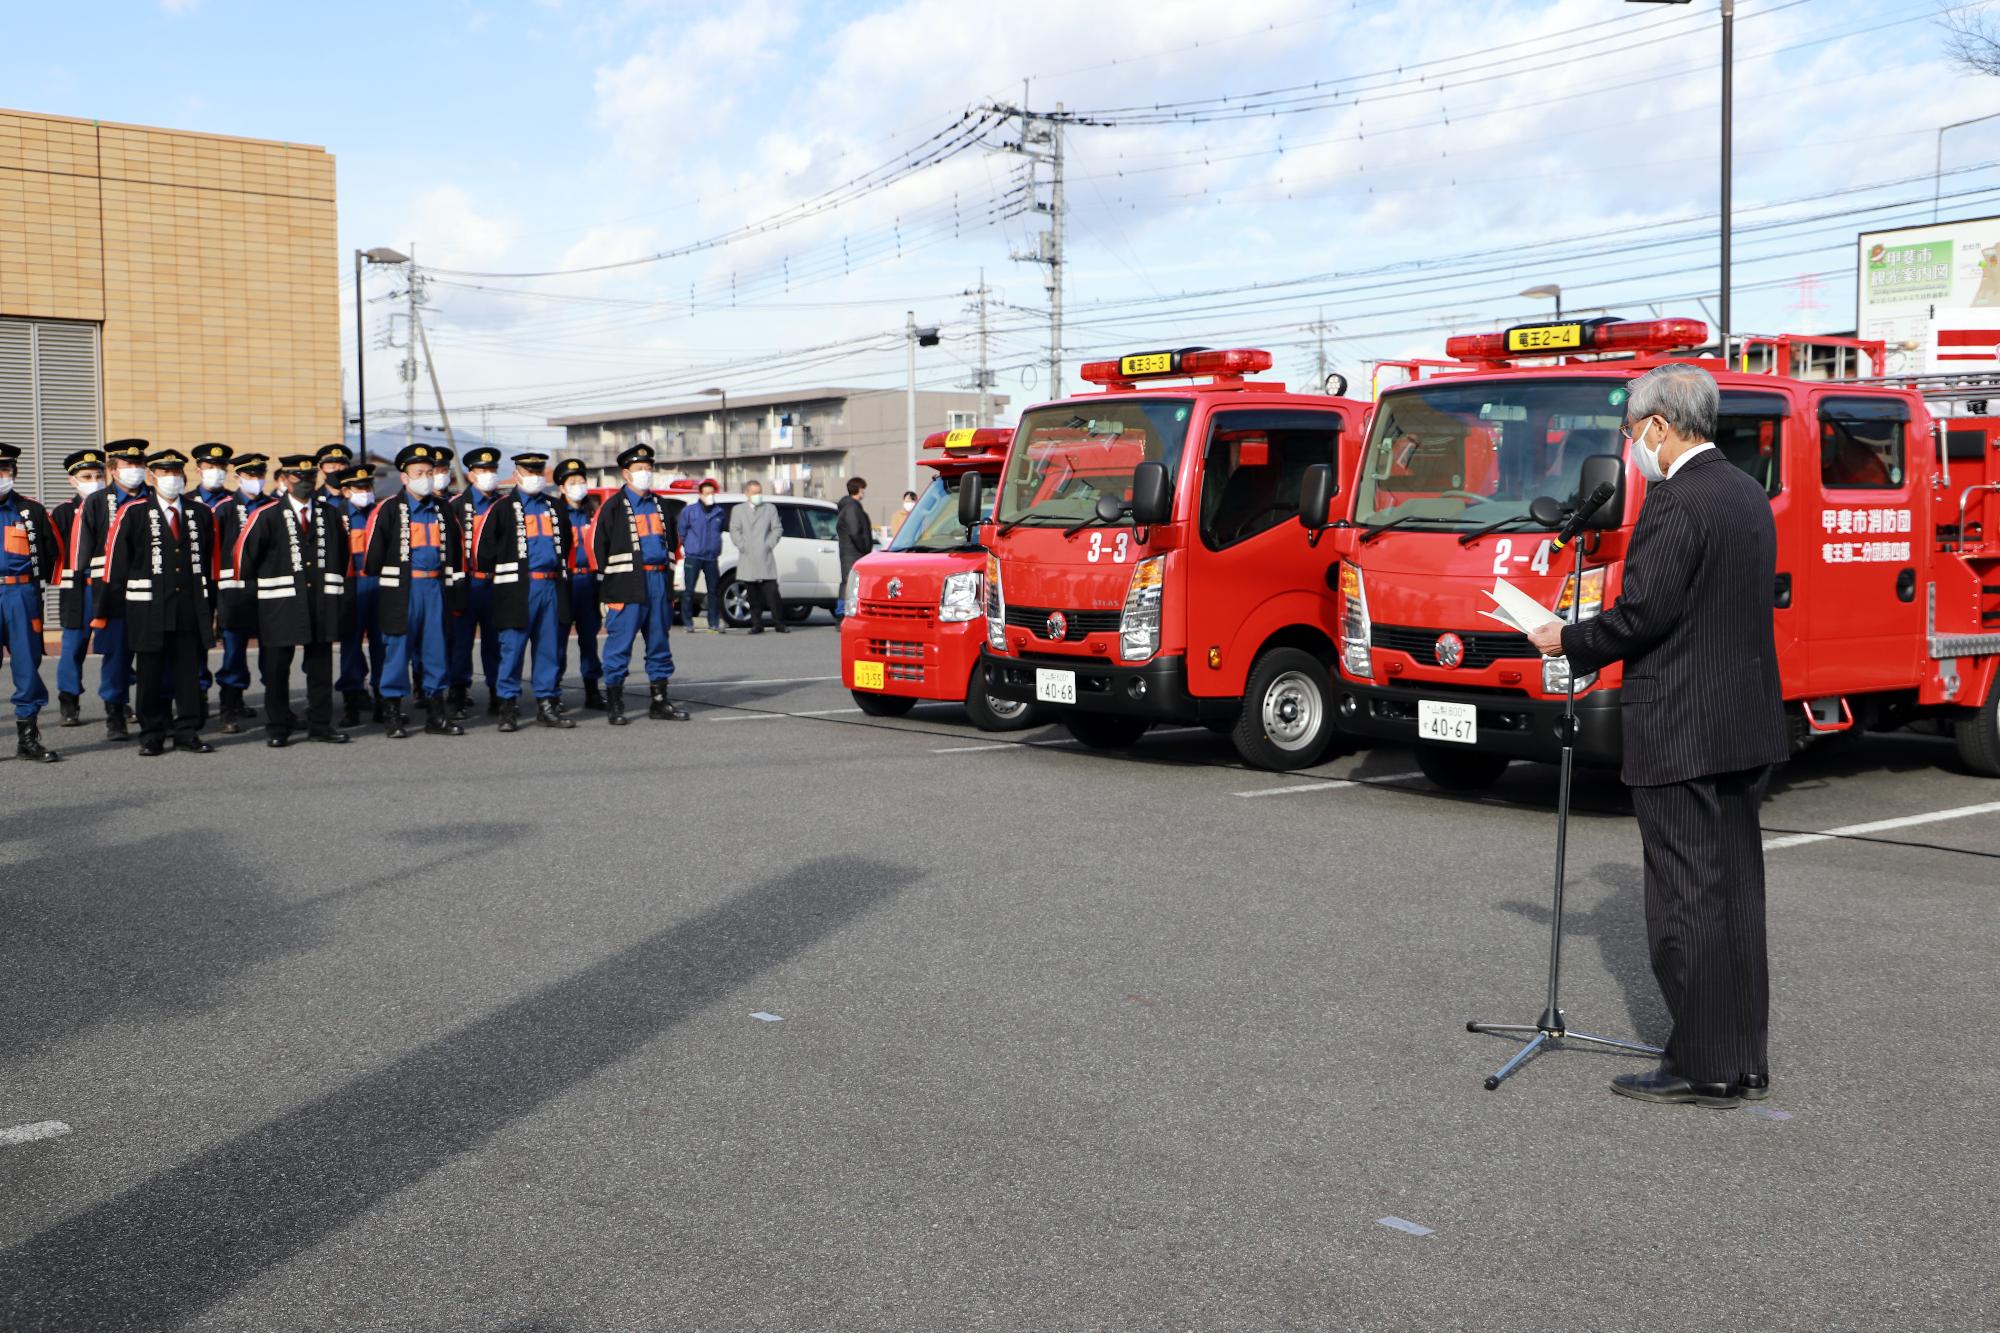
[1418,699,1477,745]
[1035,668,1077,705]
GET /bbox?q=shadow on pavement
[0,855,914,1331]
[1495,859,1667,1044]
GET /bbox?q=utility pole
[962,270,995,425]
[412,302,458,454]
[906,310,917,494]
[1007,102,1065,400]
[1306,307,1334,389]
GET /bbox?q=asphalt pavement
[3,618,1996,1331]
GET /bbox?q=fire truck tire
[1233,648,1338,771]
[852,691,917,718]
[1413,745,1512,791]
[1954,688,2000,777]
[1060,712,1151,749]
[964,665,1042,732]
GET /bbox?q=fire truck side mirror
[957,473,985,529]
[1298,463,1337,545]
[1130,460,1172,526]
[1577,454,1624,529]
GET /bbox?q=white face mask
[1632,418,1666,484]
[0,476,14,497]
[77,478,104,497]
[472,471,500,494]
[154,475,186,499]
[406,475,435,498]
[515,474,546,496]
[117,466,146,489]
[239,477,264,497]
[902,499,915,512]
[748,492,763,506]
[627,469,653,491]
[563,482,589,504]
[347,489,375,509]
[699,494,714,506]
[200,467,226,490]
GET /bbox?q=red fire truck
[1322,316,2000,787]
[973,347,1368,769]
[841,428,1036,729]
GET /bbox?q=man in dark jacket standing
[364,442,465,739]
[1529,362,1789,1109]
[474,452,575,731]
[592,443,690,725]
[50,448,107,730]
[675,478,727,633]
[103,448,219,756]
[78,439,153,741]
[0,442,62,762]
[835,476,873,619]
[235,454,353,746]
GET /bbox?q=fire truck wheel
[1233,648,1338,771]
[852,691,917,718]
[1060,711,1151,749]
[1954,687,2000,778]
[964,666,1041,732]
[1413,746,1512,791]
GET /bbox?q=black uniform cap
[553,458,588,484]
[106,439,150,462]
[232,452,269,475]
[511,452,550,471]
[616,443,656,468]
[463,446,502,471]
[277,453,317,472]
[65,448,106,474]
[0,443,20,463]
[191,442,234,465]
[395,442,440,470]
[146,448,190,469]
[315,443,354,465]
[336,465,376,488]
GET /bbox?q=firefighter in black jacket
[234,454,355,746]
[364,442,466,739]
[102,448,219,756]
[591,443,690,725]
[472,451,576,731]
[211,452,276,733]
[0,442,62,762]
[78,438,153,741]
[50,448,107,729]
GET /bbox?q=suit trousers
[1629,766,1772,1085]
[747,578,783,630]
[136,626,205,745]
[265,641,335,736]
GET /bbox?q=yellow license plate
[1120,351,1175,377]
[1506,324,1583,353]
[943,428,977,451]
[852,660,885,690]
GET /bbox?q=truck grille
[1371,624,1535,670]
[888,663,925,684]
[867,639,925,661]
[860,598,932,621]
[1004,605,1123,641]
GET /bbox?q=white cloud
[159,0,199,12]
[402,184,519,270]
[592,0,802,172]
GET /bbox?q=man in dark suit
[1528,362,1789,1108]
[102,448,220,756]
[234,454,354,746]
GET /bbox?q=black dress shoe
[174,736,216,755]
[138,737,166,757]
[267,734,290,748]
[308,730,350,744]
[1611,1065,1740,1108]
[1733,1073,1771,1102]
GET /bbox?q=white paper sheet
[1481,578,1564,635]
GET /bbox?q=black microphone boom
[1551,482,1615,552]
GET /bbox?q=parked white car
[657,490,842,626]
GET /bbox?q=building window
[947,410,976,431]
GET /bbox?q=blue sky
[6,0,2000,450]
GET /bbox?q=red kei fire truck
[840,428,1035,729]
[972,347,1369,769]
[1324,316,2000,788]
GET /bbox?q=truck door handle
[1774,572,1791,608]
[1896,568,1916,603]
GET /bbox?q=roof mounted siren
[1444,317,1709,364]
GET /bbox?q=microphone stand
[1466,514,1659,1090]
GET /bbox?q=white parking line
[1233,770,1425,799]
[706,713,788,722]
[0,1121,71,1147]
[932,743,1020,753]
[1763,800,2000,851]
[793,707,864,716]
[684,675,841,688]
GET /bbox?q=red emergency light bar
[1079,346,1275,388]
[1444,317,1709,363]
[923,427,1012,452]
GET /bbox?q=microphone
[1551,482,1615,552]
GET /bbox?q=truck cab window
[1199,411,1341,550]
[1714,390,1786,497]
[1819,397,1908,490]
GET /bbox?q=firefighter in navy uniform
[77,439,153,741]
[365,442,465,739]
[0,443,63,762]
[189,442,235,715]
[315,442,354,507]
[447,445,506,719]
[553,458,604,711]
[103,448,219,756]
[50,448,107,728]
[212,451,275,733]
[335,464,386,726]
[474,451,575,731]
[234,454,354,746]
[592,443,690,726]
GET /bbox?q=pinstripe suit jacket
[1561,448,1789,787]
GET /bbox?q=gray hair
[1625,362,1717,441]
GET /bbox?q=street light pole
[906,311,917,495]
[1936,111,2000,221]
[354,245,411,460]
[699,387,729,487]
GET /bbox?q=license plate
[852,660,885,691]
[1418,699,1477,744]
[1035,668,1077,704]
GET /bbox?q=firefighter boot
[536,698,576,729]
[583,681,605,711]
[648,683,690,722]
[426,693,466,737]
[340,690,367,728]
[446,684,471,721]
[16,719,59,764]
[497,698,521,733]
[384,699,411,740]
[486,689,500,718]
[219,687,245,734]
[372,690,390,723]
[105,701,131,742]
[57,692,82,727]
[606,687,628,726]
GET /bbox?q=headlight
[1339,562,1372,678]
[1119,555,1165,662]
[939,569,983,623]
[843,564,863,616]
[1542,655,1598,695]
[985,553,1007,652]
[1553,566,1605,620]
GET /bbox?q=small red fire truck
[1323,316,2000,787]
[974,347,1369,769]
[841,428,1035,729]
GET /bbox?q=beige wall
[0,107,339,452]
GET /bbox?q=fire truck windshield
[890,475,976,552]
[1356,377,1631,529]
[993,398,1193,527]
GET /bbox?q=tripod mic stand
[1467,500,1658,1091]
